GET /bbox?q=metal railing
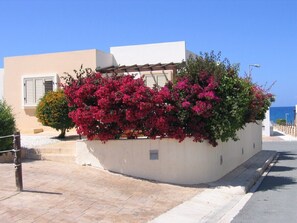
[0,132,23,191]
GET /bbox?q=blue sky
[0,0,296,106]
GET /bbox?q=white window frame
[143,71,173,88]
[22,74,58,108]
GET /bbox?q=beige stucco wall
[76,122,262,185]
[0,68,4,99]
[4,49,114,132]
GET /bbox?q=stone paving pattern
[0,160,204,223]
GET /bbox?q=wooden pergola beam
[96,62,179,74]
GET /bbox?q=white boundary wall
[262,109,272,136]
[76,123,262,185]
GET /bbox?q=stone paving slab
[0,160,204,223]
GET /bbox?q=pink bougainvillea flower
[182,101,191,108]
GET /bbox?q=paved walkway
[0,160,204,223]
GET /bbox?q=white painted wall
[110,41,187,66]
[96,50,115,69]
[0,68,3,100]
[262,109,272,136]
[76,123,262,185]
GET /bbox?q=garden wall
[76,122,262,185]
[0,150,26,163]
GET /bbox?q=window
[144,72,172,88]
[23,75,57,107]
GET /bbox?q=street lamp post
[248,64,261,78]
[285,113,289,125]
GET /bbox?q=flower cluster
[64,73,157,141]
[147,73,220,145]
[247,84,274,122]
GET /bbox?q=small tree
[276,119,286,125]
[0,100,16,152]
[36,90,74,138]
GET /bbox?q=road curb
[241,150,278,193]
[151,150,278,223]
[209,150,278,194]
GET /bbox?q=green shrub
[276,119,286,125]
[177,52,273,143]
[0,100,16,152]
[36,90,75,138]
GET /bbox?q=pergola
[96,62,179,79]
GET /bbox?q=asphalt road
[232,141,297,222]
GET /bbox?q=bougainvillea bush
[64,72,158,141]
[63,53,273,146]
[177,52,274,144]
[63,70,221,145]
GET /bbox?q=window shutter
[145,76,156,88]
[157,75,167,87]
[24,79,34,105]
[44,80,53,93]
[35,79,44,103]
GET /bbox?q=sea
[270,106,296,124]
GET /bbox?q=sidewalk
[0,160,204,223]
[262,129,297,142]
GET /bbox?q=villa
[2,41,193,133]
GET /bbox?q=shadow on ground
[255,151,297,191]
[277,151,297,161]
[50,134,80,141]
[256,175,296,191]
[271,131,285,136]
[22,189,63,195]
[269,165,296,172]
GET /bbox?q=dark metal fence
[0,132,23,191]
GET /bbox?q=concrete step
[25,147,75,155]
[39,154,75,163]
[25,149,42,160]
[24,141,76,163]
[26,152,75,163]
